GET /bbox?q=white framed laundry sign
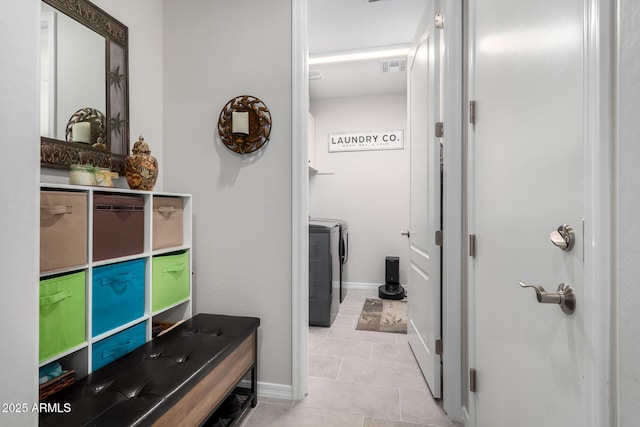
[328,130,404,152]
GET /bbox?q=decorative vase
[125,136,158,190]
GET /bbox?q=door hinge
[435,230,443,246]
[435,13,444,29]
[469,100,476,125]
[470,368,477,392]
[435,121,444,138]
[469,234,477,257]
[435,339,443,355]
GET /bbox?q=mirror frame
[40,0,129,174]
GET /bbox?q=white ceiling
[308,0,427,100]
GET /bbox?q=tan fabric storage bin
[152,196,184,250]
[93,194,144,261]
[40,191,87,273]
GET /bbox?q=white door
[407,0,443,399]
[469,0,587,425]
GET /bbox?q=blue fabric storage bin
[92,322,146,371]
[92,259,145,337]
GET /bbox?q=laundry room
[303,4,454,423]
[307,0,426,301]
[309,95,409,291]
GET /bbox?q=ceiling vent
[381,59,406,73]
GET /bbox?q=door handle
[518,280,576,314]
[401,230,410,237]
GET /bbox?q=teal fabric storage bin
[92,322,146,371]
[92,259,145,337]
[39,271,86,363]
[152,251,189,312]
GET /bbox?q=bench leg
[251,332,258,408]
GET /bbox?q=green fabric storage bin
[152,251,189,312]
[39,271,86,362]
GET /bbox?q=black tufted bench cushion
[40,313,260,427]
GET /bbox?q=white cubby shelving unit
[39,183,192,381]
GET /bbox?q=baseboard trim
[239,380,293,400]
[344,282,380,290]
[258,381,292,399]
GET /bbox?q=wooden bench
[40,314,260,426]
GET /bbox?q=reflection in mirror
[40,3,105,145]
[40,11,55,137]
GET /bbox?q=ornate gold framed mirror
[40,0,129,174]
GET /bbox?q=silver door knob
[401,230,410,237]
[550,224,575,251]
[518,280,576,314]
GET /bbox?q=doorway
[306,0,423,296]
[294,0,465,424]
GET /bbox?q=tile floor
[241,288,456,427]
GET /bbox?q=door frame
[441,0,464,420]
[291,0,309,401]
[464,0,614,426]
[291,0,466,420]
[582,0,614,425]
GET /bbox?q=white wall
[42,0,165,190]
[162,0,293,393]
[310,93,409,286]
[617,1,640,424]
[0,0,40,425]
